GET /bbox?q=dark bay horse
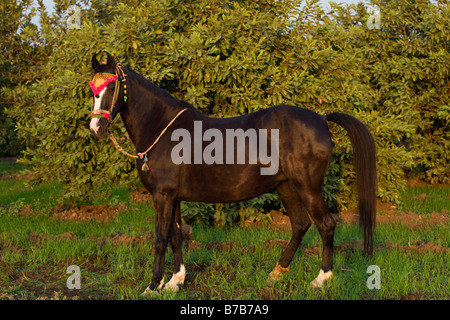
[89,53,376,294]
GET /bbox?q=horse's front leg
[142,192,175,295]
[165,201,186,292]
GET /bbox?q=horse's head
[89,52,127,139]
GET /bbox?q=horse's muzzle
[89,118,109,140]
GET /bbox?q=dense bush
[2,0,449,225]
[0,0,42,156]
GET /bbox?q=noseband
[89,63,127,121]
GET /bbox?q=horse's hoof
[141,277,165,297]
[164,264,186,292]
[141,287,160,297]
[310,269,333,288]
[267,263,290,282]
[164,283,180,292]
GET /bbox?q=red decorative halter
[89,73,118,96]
[89,64,127,120]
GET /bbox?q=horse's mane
[124,66,204,117]
[124,67,178,104]
[179,100,201,113]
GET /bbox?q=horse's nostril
[89,117,109,139]
[90,124,109,140]
[90,128,99,139]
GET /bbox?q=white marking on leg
[310,269,333,288]
[157,276,165,290]
[164,264,186,292]
[141,277,165,297]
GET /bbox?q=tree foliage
[2,0,449,224]
[0,0,40,156]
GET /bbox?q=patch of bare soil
[258,286,285,300]
[334,209,449,230]
[97,233,153,246]
[407,178,450,188]
[186,240,241,252]
[336,200,399,221]
[0,172,33,180]
[0,158,32,180]
[261,238,449,255]
[244,210,292,231]
[51,204,128,223]
[380,241,449,254]
[267,210,292,232]
[27,230,155,248]
[264,238,289,249]
[185,239,256,255]
[130,187,152,203]
[28,231,78,246]
[18,204,33,216]
[186,236,448,255]
[378,209,448,229]
[27,224,193,248]
[265,201,448,232]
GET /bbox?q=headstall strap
[91,109,111,119]
[89,63,127,121]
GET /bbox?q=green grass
[0,179,63,210]
[398,184,450,214]
[0,159,448,300]
[0,159,28,177]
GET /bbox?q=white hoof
[141,277,164,297]
[310,269,333,288]
[164,265,186,292]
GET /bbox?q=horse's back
[200,103,333,166]
[263,105,333,180]
[255,104,332,151]
[207,104,329,135]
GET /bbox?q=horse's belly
[178,164,285,203]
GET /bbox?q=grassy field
[0,159,448,300]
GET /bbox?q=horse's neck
[120,74,184,150]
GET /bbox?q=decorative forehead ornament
[89,73,118,97]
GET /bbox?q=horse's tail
[326,112,377,256]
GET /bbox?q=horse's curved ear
[92,53,100,70]
[105,52,116,66]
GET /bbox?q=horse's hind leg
[299,187,336,288]
[268,181,311,281]
[165,201,186,292]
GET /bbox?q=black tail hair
[326,112,377,256]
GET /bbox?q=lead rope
[108,133,138,159]
[108,107,188,172]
